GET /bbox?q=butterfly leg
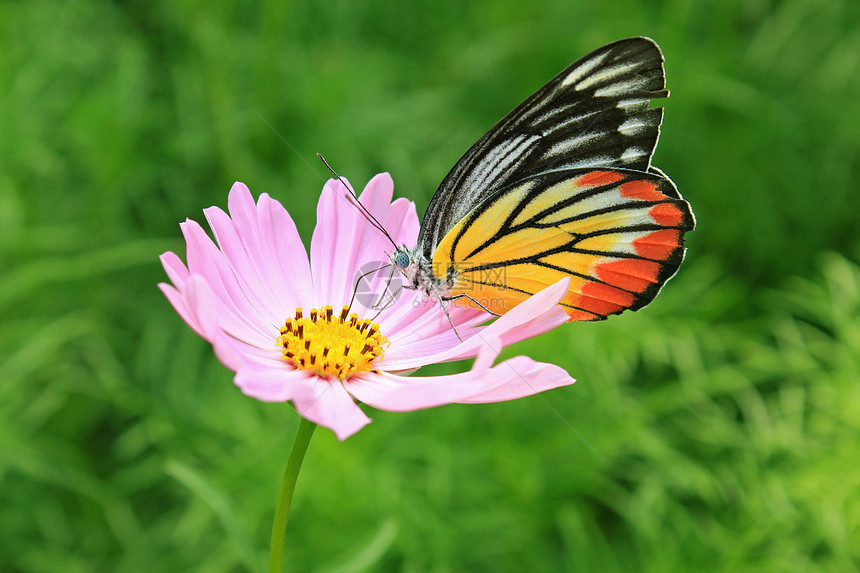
[441,293,502,317]
[432,284,465,342]
[370,264,400,311]
[347,262,392,314]
[369,283,405,322]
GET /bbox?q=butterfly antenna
[316,153,398,249]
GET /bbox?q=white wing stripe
[618,117,649,135]
[561,51,610,87]
[620,147,647,163]
[616,97,648,109]
[540,109,599,136]
[576,59,648,91]
[595,78,648,98]
[463,134,537,192]
[552,156,616,170]
[544,132,602,159]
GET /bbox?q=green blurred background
[2,0,860,571]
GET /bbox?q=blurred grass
[1,0,859,571]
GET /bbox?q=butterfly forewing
[431,169,695,320]
[420,37,670,257]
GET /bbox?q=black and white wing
[419,37,670,258]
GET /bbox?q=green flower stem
[268,417,317,573]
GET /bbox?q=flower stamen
[277,305,388,380]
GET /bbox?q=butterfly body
[390,246,456,298]
[392,37,695,321]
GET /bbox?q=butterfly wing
[431,168,695,320]
[420,37,671,258]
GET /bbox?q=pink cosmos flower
[158,174,575,439]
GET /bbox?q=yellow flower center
[277,305,388,380]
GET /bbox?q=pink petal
[160,251,190,289]
[381,301,487,363]
[186,275,249,370]
[180,218,278,345]
[310,179,355,306]
[453,356,575,403]
[235,367,371,440]
[225,183,294,315]
[234,363,316,401]
[355,173,416,238]
[439,278,571,360]
[383,278,571,370]
[347,335,500,410]
[356,173,394,216]
[161,246,266,356]
[355,174,419,258]
[207,322,255,373]
[256,193,313,310]
[180,274,220,340]
[350,339,573,412]
[219,183,310,316]
[203,193,282,325]
[158,282,205,338]
[297,379,372,441]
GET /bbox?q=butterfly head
[390,245,450,297]
[391,248,412,271]
[390,246,423,286]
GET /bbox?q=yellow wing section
[431,170,695,320]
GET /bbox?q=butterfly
[388,37,695,324]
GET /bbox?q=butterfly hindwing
[419,37,670,258]
[431,168,695,320]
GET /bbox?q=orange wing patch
[632,229,681,260]
[432,169,695,320]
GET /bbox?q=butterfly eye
[393,251,410,269]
